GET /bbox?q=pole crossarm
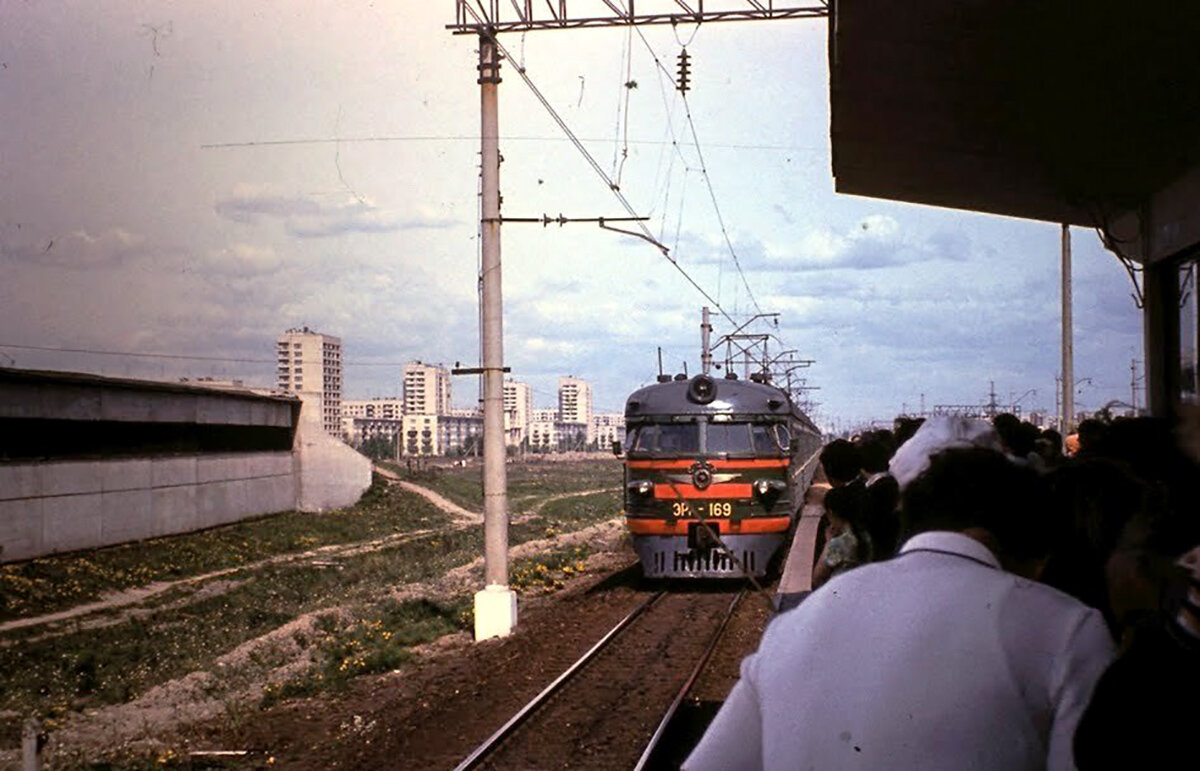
[449,1,828,33]
[492,214,649,225]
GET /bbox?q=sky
[0,2,1145,430]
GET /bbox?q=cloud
[203,243,283,276]
[754,216,972,272]
[214,187,459,238]
[0,228,149,270]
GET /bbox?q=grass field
[380,457,621,513]
[0,460,623,746]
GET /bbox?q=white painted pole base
[474,584,518,641]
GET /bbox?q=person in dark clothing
[1075,418,1109,459]
[812,482,872,587]
[893,416,925,448]
[1072,415,1200,768]
[819,439,862,487]
[856,431,900,559]
[1074,529,1200,769]
[1036,428,1066,468]
[1042,459,1148,635]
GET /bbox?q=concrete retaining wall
[295,392,372,512]
[0,452,295,562]
[0,368,371,563]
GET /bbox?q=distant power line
[200,134,825,152]
[0,342,413,367]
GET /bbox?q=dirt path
[373,465,482,524]
[512,487,615,522]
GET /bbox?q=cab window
[751,425,776,454]
[631,423,700,454]
[706,422,755,454]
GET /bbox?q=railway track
[453,585,747,771]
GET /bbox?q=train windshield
[708,423,787,456]
[706,423,755,454]
[630,423,700,455]
[628,421,788,456]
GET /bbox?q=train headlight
[686,374,717,405]
[628,480,654,496]
[753,479,786,496]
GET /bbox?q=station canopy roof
[829,0,1200,247]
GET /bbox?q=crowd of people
[686,409,1200,770]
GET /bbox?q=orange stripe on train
[626,516,792,535]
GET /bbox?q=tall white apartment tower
[558,376,594,441]
[503,380,534,445]
[276,327,343,436]
[403,361,451,415]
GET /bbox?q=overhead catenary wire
[626,20,763,316]
[680,91,763,316]
[457,4,737,327]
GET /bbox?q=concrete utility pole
[1130,358,1139,413]
[473,33,517,641]
[1061,224,1075,434]
[700,306,712,375]
[447,1,828,643]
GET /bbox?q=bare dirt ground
[186,551,652,771]
[186,567,776,771]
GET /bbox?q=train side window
[751,424,775,454]
[771,424,792,452]
[622,427,639,454]
[631,425,657,452]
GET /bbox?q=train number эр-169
[671,501,733,518]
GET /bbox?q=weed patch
[261,597,470,707]
[0,477,448,622]
[0,526,484,721]
[509,546,593,595]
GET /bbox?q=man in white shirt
[684,446,1115,771]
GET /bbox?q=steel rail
[633,589,746,771]
[451,590,666,771]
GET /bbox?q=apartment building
[344,416,402,449]
[558,376,593,424]
[343,398,404,420]
[502,380,534,447]
[590,412,626,450]
[400,412,483,457]
[527,407,589,452]
[276,327,342,436]
[558,376,594,442]
[403,361,451,416]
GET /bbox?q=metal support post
[1061,224,1075,434]
[700,306,712,375]
[1143,259,1180,419]
[474,32,517,641]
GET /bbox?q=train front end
[621,373,812,579]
